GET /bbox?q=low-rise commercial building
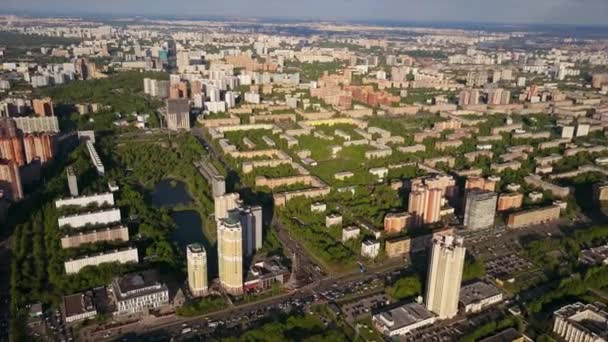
[63,292,97,323]
[111,270,170,316]
[372,302,436,337]
[459,281,503,314]
[243,258,289,293]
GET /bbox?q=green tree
[386,275,422,300]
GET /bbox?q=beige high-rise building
[217,212,243,295]
[32,97,55,117]
[214,193,241,220]
[425,235,466,319]
[424,189,443,224]
[176,51,191,73]
[408,186,443,228]
[408,189,426,228]
[413,174,457,200]
[0,159,23,201]
[187,244,208,297]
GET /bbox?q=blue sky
[1,0,607,26]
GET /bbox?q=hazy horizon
[1,0,608,27]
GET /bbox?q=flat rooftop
[459,281,502,306]
[112,269,167,300]
[63,292,95,318]
[187,243,206,254]
[375,302,434,330]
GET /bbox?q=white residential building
[64,247,139,274]
[58,208,121,229]
[55,192,115,208]
[361,240,380,258]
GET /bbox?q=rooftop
[459,281,502,306]
[246,257,289,281]
[554,302,608,337]
[112,269,168,300]
[579,244,608,266]
[63,292,95,318]
[362,239,379,246]
[374,302,434,331]
[187,243,206,254]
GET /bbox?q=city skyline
[1,7,608,341]
[1,0,608,27]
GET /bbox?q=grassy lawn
[296,134,333,160]
[309,145,376,186]
[175,296,227,317]
[224,129,278,150]
[355,318,384,342]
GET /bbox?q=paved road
[191,128,228,169]
[80,257,408,341]
[273,217,324,282]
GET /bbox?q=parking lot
[341,293,390,323]
[485,253,535,280]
